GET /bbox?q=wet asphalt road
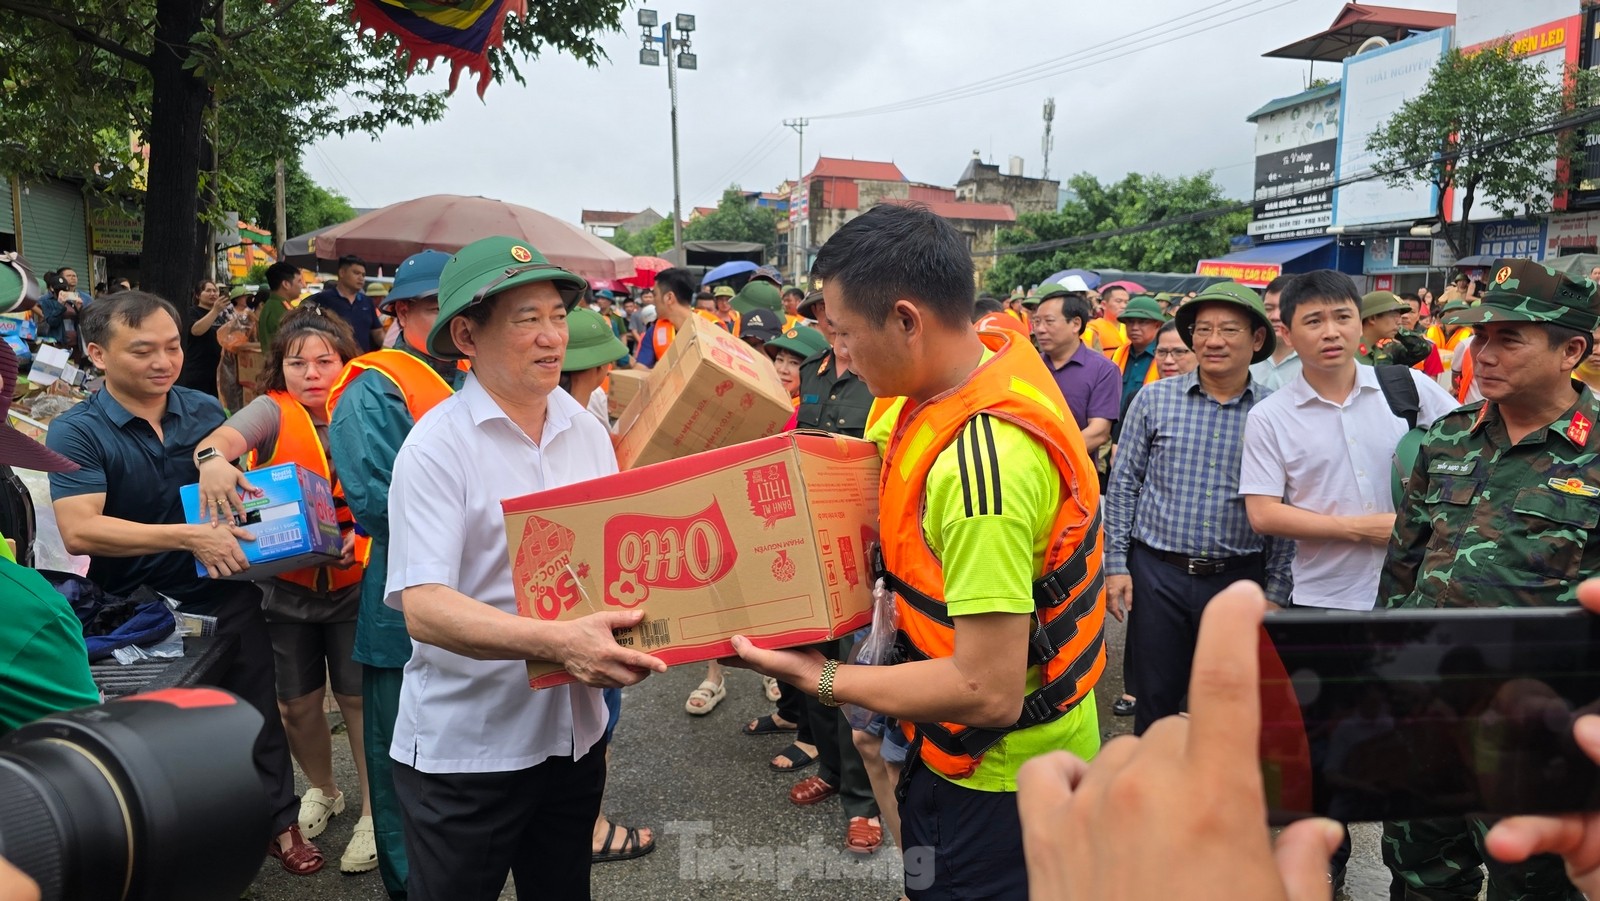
[240,613,1415,901]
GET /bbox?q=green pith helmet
[562,307,629,372]
[429,235,587,360]
[1174,282,1275,363]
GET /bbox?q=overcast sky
[303,0,1458,224]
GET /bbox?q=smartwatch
[196,447,225,466]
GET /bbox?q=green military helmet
[764,324,830,362]
[1360,290,1411,320]
[429,236,587,361]
[1174,282,1275,363]
[712,285,736,299]
[562,307,629,372]
[1441,258,1600,334]
[1120,295,1169,323]
[1435,299,1472,318]
[731,278,783,316]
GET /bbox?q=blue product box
[180,462,343,580]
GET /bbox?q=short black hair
[337,255,366,271]
[81,290,180,348]
[782,286,805,300]
[265,262,300,293]
[972,295,1006,320]
[1040,293,1093,337]
[1157,320,1181,339]
[1262,274,1294,298]
[654,268,696,308]
[1400,292,1422,306]
[811,203,974,330]
[1279,270,1361,329]
[1540,322,1594,362]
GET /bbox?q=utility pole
[639,11,697,257]
[783,117,808,279]
[1041,98,1056,182]
[274,157,287,257]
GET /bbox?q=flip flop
[684,679,726,715]
[769,743,817,772]
[592,822,656,864]
[743,714,798,736]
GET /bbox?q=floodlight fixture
[639,47,660,66]
[677,52,697,70]
[676,14,695,32]
[638,9,658,28]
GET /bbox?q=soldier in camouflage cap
[1376,256,1600,899]
[1356,290,1433,368]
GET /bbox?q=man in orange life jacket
[1110,295,1166,423]
[326,249,464,900]
[633,268,718,369]
[731,204,1105,901]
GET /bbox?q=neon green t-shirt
[868,384,1100,792]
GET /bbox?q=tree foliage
[985,171,1247,293]
[608,218,675,256]
[227,156,356,240]
[0,0,627,309]
[1367,41,1599,256]
[685,187,779,251]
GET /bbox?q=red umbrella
[588,279,626,294]
[623,256,672,288]
[1101,280,1147,295]
[314,194,633,280]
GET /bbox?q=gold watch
[817,659,842,708]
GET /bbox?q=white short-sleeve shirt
[385,374,616,773]
[1239,365,1458,610]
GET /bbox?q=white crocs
[298,787,345,839]
[340,816,378,874]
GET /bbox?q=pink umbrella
[1100,280,1146,294]
[624,256,672,288]
[315,194,633,280]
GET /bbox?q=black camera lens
[0,688,270,901]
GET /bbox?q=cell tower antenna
[1041,97,1056,181]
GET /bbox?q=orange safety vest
[326,348,464,421]
[717,308,742,337]
[1086,318,1126,357]
[647,311,722,361]
[1457,341,1476,404]
[867,330,1107,779]
[1109,342,1162,386]
[1006,306,1031,332]
[250,392,371,592]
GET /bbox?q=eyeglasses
[1189,324,1249,341]
[1154,347,1193,359]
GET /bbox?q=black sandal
[769,743,817,772]
[591,822,656,863]
[743,714,798,736]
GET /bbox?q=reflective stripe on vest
[326,348,459,424]
[875,330,1106,779]
[251,392,370,592]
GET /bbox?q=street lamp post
[639,10,697,256]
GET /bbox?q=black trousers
[900,761,1027,900]
[180,581,297,835]
[392,749,605,901]
[1127,541,1268,735]
[803,638,878,820]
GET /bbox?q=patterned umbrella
[350,0,527,96]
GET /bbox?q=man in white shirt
[1241,269,1458,612]
[1247,275,1301,391]
[385,236,666,901]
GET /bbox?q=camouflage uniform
[1357,291,1435,367]
[1376,258,1600,901]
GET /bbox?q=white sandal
[763,675,781,702]
[297,787,345,839]
[684,679,727,715]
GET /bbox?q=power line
[976,105,1600,257]
[810,0,1309,121]
[687,124,784,205]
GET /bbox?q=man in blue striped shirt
[1105,282,1293,735]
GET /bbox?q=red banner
[1195,260,1283,287]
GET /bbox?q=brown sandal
[788,774,839,806]
[268,824,325,875]
[846,816,883,855]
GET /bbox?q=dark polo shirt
[46,386,225,604]
[797,349,874,438]
[307,287,382,353]
[1043,342,1121,431]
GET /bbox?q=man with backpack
[1238,269,1457,889]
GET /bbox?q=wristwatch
[818,659,842,708]
[196,446,225,466]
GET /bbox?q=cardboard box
[605,369,648,418]
[180,462,343,580]
[503,432,882,689]
[613,315,794,470]
[235,349,265,404]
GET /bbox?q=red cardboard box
[502,432,882,689]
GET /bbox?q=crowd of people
[1,197,1599,901]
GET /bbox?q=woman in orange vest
[193,307,374,875]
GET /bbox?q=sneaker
[298,787,345,839]
[340,816,378,874]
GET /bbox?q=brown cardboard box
[503,432,882,689]
[613,315,793,470]
[605,369,648,418]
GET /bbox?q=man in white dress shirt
[384,236,666,901]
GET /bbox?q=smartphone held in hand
[1259,606,1600,823]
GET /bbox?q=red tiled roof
[1264,3,1454,62]
[909,183,957,204]
[807,157,907,182]
[691,206,717,218]
[581,209,635,225]
[881,198,1016,223]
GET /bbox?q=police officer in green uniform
[1377,258,1600,901]
[796,319,875,438]
[1358,290,1433,367]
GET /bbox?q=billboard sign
[1249,89,1339,240]
[1475,218,1546,260]
[1332,29,1451,228]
